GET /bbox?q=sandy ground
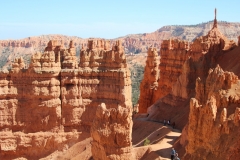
[133,114,181,160]
[34,115,181,160]
[39,132,92,160]
[150,130,181,159]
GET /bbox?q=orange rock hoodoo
[0,39,132,159]
[139,9,236,116]
[139,39,190,113]
[180,65,240,159]
[138,9,240,159]
[138,47,159,113]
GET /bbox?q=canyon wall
[0,39,132,159]
[138,38,192,114]
[138,10,240,159]
[140,13,237,130]
[139,39,189,113]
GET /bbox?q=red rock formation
[61,40,78,69]
[0,39,132,159]
[138,47,160,113]
[180,65,240,160]
[91,103,133,160]
[11,57,25,72]
[61,39,131,131]
[142,9,237,132]
[78,39,133,159]
[139,39,189,113]
[155,39,189,99]
[146,10,240,159]
[0,50,64,159]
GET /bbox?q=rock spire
[213,8,217,28]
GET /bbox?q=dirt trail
[133,116,181,160]
[40,117,181,160]
[150,129,181,159]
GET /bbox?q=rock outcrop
[139,39,190,113]
[78,39,133,160]
[141,9,237,130]
[138,47,160,113]
[0,39,132,159]
[141,29,224,113]
[180,65,240,160]
[91,103,133,160]
[138,9,240,159]
[155,39,190,100]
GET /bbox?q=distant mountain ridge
[0,20,240,68]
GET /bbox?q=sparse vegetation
[143,138,151,146]
[130,64,144,106]
[172,27,185,37]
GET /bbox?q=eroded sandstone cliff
[138,9,240,159]
[138,47,159,113]
[140,9,237,129]
[139,39,190,113]
[180,65,240,160]
[0,39,132,159]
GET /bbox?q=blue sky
[0,0,239,40]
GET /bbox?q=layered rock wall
[141,13,237,131]
[91,103,133,160]
[139,39,189,113]
[140,24,235,112]
[0,41,63,133]
[0,39,132,159]
[138,47,160,113]
[141,10,240,159]
[154,39,190,99]
[139,10,240,159]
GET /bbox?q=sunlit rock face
[138,9,240,160]
[0,39,133,159]
[138,47,160,113]
[139,9,236,114]
[181,65,240,160]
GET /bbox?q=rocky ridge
[1,21,240,69]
